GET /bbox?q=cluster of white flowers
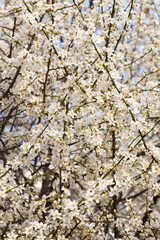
[0,0,160,239]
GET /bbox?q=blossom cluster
[0,0,160,239]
